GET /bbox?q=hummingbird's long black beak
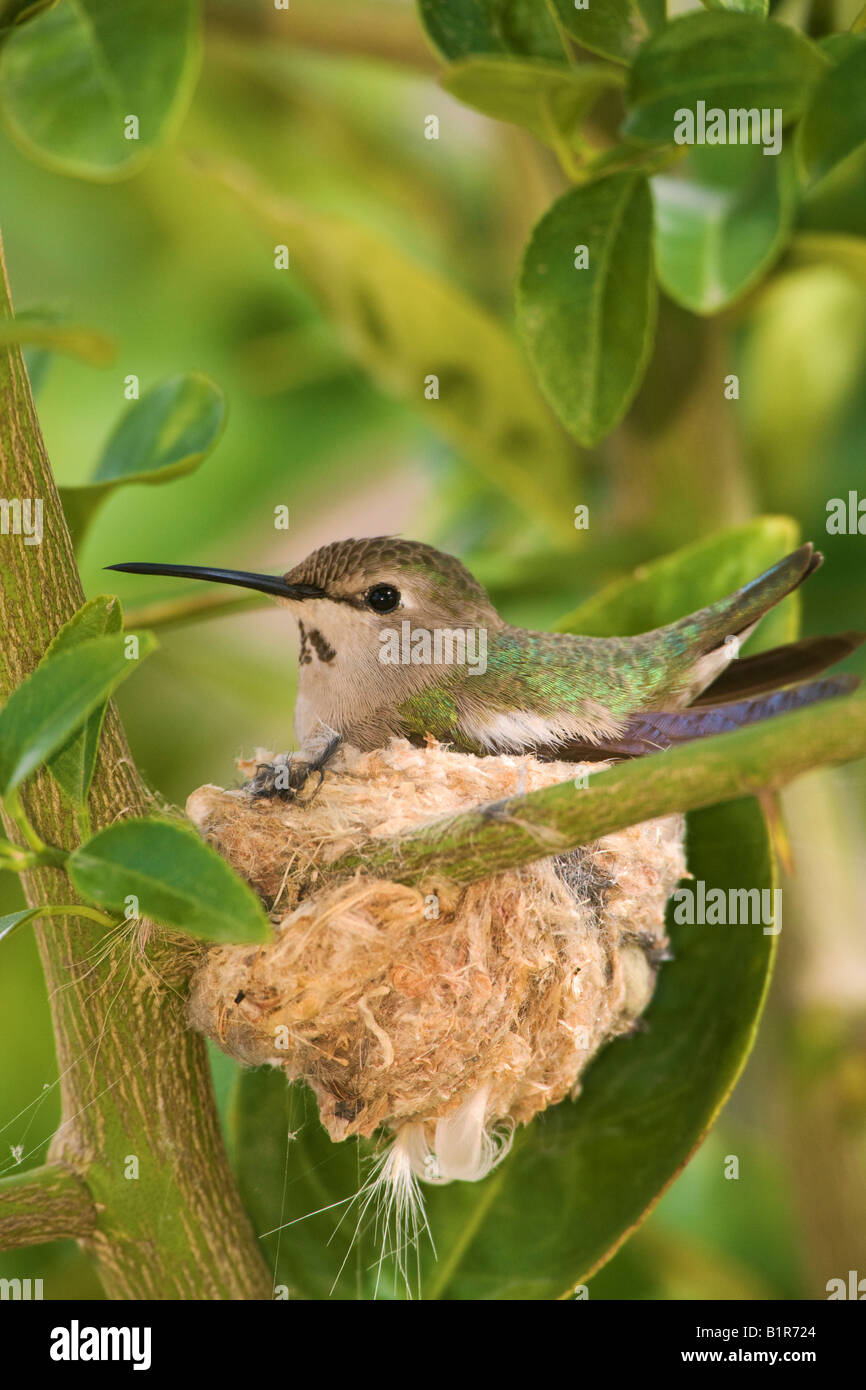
[105,563,323,601]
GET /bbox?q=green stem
[0,837,41,872]
[6,788,50,854]
[543,0,578,65]
[0,1165,97,1250]
[32,903,118,931]
[122,588,264,631]
[2,795,68,868]
[541,94,587,182]
[207,0,438,72]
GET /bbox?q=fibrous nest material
[186,739,686,1186]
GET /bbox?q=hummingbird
[109,537,862,798]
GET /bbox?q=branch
[328,693,866,887]
[0,1166,96,1250]
[122,588,264,631]
[0,230,271,1297]
[207,0,438,72]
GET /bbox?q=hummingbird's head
[282,536,500,629]
[109,538,501,744]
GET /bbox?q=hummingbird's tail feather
[666,543,821,659]
[693,631,865,704]
[556,673,859,761]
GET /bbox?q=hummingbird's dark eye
[365,583,401,614]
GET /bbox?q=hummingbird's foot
[247,754,318,803]
[246,736,342,804]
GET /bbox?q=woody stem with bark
[0,230,271,1298]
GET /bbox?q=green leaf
[0,315,114,364]
[230,797,776,1299]
[787,231,866,287]
[42,597,122,810]
[416,0,567,62]
[0,0,201,180]
[441,56,624,145]
[549,0,665,66]
[0,908,42,944]
[0,0,57,30]
[212,161,578,544]
[68,818,271,944]
[651,144,797,314]
[818,33,866,65]
[0,630,156,799]
[624,12,827,145]
[59,372,226,544]
[230,1072,374,1300]
[516,174,657,446]
[798,43,866,185]
[701,0,768,15]
[556,515,802,649]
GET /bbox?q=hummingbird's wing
[544,674,858,762]
[692,631,864,704]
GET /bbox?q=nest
[186,740,686,1185]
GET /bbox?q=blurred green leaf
[625,13,827,144]
[651,145,797,314]
[0,0,201,180]
[212,162,577,544]
[798,44,866,185]
[701,0,768,15]
[556,515,801,648]
[68,818,271,944]
[93,372,226,485]
[818,33,865,65]
[549,0,664,66]
[0,316,114,364]
[441,55,624,145]
[787,231,866,286]
[0,631,156,799]
[59,373,226,544]
[516,173,657,446]
[42,597,122,811]
[0,908,42,944]
[230,1072,374,1300]
[416,0,566,62]
[0,0,56,29]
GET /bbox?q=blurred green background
[1,0,865,1300]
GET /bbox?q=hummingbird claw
[246,737,341,804]
[246,754,312,802]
